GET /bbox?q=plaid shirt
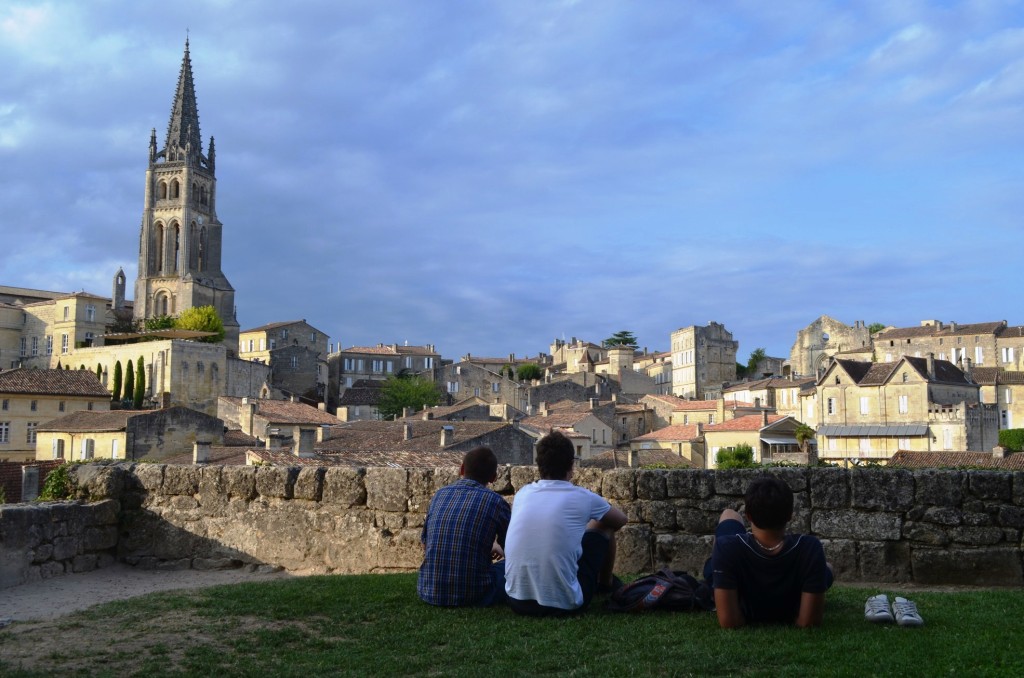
[418,478,511,606]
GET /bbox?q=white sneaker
[892,597,924,627]
[865,593,894,623]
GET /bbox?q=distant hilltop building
[670,322,738,400]
[134,39,240,349]
[788,316,871,378]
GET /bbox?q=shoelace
[866,597,890,615]
[892,599,920,619]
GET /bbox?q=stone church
[133,39,240,349]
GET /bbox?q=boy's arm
[714,588,745,629]
[795,591,825,628]
[598,505,627,531]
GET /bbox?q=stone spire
[164,37,202,162]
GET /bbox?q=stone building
[814,355,998,465]
[972,367,1024,431]
[670,321,738,399]
[0,369,110,462]
[218,396,339,443]
[35,406,223,462]
[787,316,871,378]
[722,377,815,421]
[238,320,328,363]
[328,343,440,411]
[133,40,240,349]
[629,424,704,467]
[703,413,806,467]
[433,359,526,411]
[872,320,1024,371]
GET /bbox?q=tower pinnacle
[164,38,202,162]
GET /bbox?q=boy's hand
[491,541,505,561]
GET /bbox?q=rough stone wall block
[809,468,850,509]
[255,466,297,499]
[851,469,915,512]
[602,469,636,500]
[914,469,964,507]
[293,467,325,502]
[322,468,366,507]
[636,470,667,500]
[162,465,200,496]
[365,468,409,512]
[912,547,1024,586]
[969,471,1012,501]
[666,469,715,499]
[223,466,257,501]
[812,510,902,541]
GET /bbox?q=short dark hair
[536,431,575,479]
[462,446,498,484]
[744,476,793,531]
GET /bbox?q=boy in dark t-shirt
[704,476,833,628]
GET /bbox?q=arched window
[192,182,198,201]
[170,179,180,199]
[182,361,189,378]
[198,226,206,271]
[211,363,219,383]
[173,224,181,272]
[200,185,208,205]
[159,180,168,200]
[189,223,198,270]
[197,361,205,375]
[155,223,165,273]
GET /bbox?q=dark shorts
[508,530,609,617]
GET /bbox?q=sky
[2,1,1022,363]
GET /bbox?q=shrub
[39,463,72,501]
[516,363,543,381]
[999,429,1024,452]
[716,443,757,469]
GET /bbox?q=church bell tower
[134,39,240,349]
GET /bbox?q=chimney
[403,423,412,441]
[266,428,286,450]
[193,440,211,464]
[317,424,331,442]
[993,446,1007,459]
[754,397,761,408]
[927,352,936,380]
[589,397,599,409]
[440,425,454,447]
[611,393,618,403]
[950,321,958,333]
[402,406,413,418]
[695,422,703,435]
[317,402,326,411]
[294,428,316,458]
[762,410,769,427]
[539,401,548,416]
[290,394,297,403]
[422,410,433,420]
[963,357,972,381]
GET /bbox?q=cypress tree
[112,361,123,401]
[95,364,102,380]
[134,356,146,408]
[124,359,135,405]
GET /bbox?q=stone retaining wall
[1,464,1022,589]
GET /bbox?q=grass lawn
[2,574,1023,677]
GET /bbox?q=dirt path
[0,564,291,623]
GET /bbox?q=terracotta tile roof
[632,424,700,442]
[704,414,786,432]
[254,447,465,468]
[405,398,488,419]
[0,368,109,398]
[888,450,1024,470]
[520,411,598,430]
[997,325,1024,338]
[317,420,514,455]
[223,429,259,447]
[162,447,248,466]
[671,399,719,411]
[581,449,698,470]
[338,386,383,406]
[340,345,400,355]
[240,320,306,333]
[969,367,1024,385]
[396,345,439,356]
[615,404,648,414]
[834,359,875,383]
[220,397,340,425]
[877,321,1007,340]
[38,410,139,432]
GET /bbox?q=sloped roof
[405,398,489,419]
[220,397,340,425]
[0,368,109,398]
[338,386,384,407]
[997,325,1024,338]
[240,320,307,333]
[520,411,601,431]
[317,420,514,455]
[38,410,139,433]
[704,414,787,432]
[888,450,1024,470]
[340,345,399,355]
[162,447,247,466]
[632,424,700,442]
[971,367,1024,385]
[223,429,259,447]
[254,447,465,469]
[581,449,698,470]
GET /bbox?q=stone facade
[788,316,871,378]
[670,322,738,399]
[3,465,1023,589]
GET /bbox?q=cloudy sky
[2,1,1022,362]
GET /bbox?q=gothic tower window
[173,224,181,272]
[200,185,208,205]
[189,223,198,270]
[192,182,198,202]
[155,223,165,274]
[159,180,168,200]
[170,179,180,199]
[198,226,207,271]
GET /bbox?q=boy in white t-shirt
[504,431,627,616]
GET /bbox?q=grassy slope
[2,574,1023,677]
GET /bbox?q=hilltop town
[2,44,1022,502]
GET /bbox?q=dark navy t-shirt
[711,533,829,624]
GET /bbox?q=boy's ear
[459,462,466,477]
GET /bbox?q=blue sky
[2,1,1022,362]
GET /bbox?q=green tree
[746,348,767,376]
[604,330,638,348]
[175,305,225,343]
[112,361,123,401]
[516,363,543,381]
[95,364,102,381]
[124,359,135,405]
[378,375,440,420]
[795,423,816,454]
[134,356,146,408]
[868,323,886,335]
[716,443,757,469]
[999,429,1024,452]
[144,315,177,332]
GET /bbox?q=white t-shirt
[504,479,611,610]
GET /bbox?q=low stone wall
[0,499,119,588]
[2,464,1022,589]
